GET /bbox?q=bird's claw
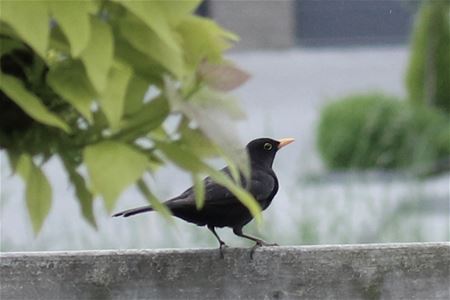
[249,240,279,259]
[249,244,259,260]
[261,241,279,247]
[219,242,228,259]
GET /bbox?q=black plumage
[113,137,294,257]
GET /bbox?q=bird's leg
[208,225,228,259]
[233,227,278,259]
[232,227,278,246]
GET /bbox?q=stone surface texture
[1,243,449,299]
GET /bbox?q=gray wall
[1,243,449,299]
[210,0,296,50]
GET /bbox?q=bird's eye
[263,143,273,151]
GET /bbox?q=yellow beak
[277,138,295,149]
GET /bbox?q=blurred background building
[199,0,416,49]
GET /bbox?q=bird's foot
[219,242,228,259]
[250,240,279,259]
[259,241,279,247]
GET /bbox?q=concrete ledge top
[1,242,449,300]
[2,241,448,257]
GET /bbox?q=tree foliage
[406,0,450,113]
[0,0,258,233]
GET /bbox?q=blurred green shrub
[406,1,450,113]
[317,93,449,171]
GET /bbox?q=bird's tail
[112,205,154,218]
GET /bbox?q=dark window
[295,0,415,46]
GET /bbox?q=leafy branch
[0,0,256,233]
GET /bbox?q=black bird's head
[246,137,294,169]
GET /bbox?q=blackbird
[113,137,294,258]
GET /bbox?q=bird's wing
[165,168,276,209]
[164,174,234,209]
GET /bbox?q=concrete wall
[210,0,295,50]
[1,243,449,299]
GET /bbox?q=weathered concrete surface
[1,243,449,300]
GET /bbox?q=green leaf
[137,179,172,222]
[123,75,150,116]
[0,22,17,40]
[83,141,148,212]
[178,119,220,157]
[119,16,183,77]
[159,0,202,26]
[16,154,32,179]
[47,60,96,122]
[118,1,180,52]
[222,156,242,185]
[48,25,71,54]
[156,141,204,173]
[164,76,249,178]
[99,63,133,129]
[116,96,169,141]
[48,1,91,57]
[0,74,70,132]
[80,17,114,93]
[0,1,49,58]
[6,150,20,174]
[0,37,26,57]
[192,173,205,209]
[114,36,164,82]
[16,154,52,234]
[177,16,237,69]
[62,158,96,228]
